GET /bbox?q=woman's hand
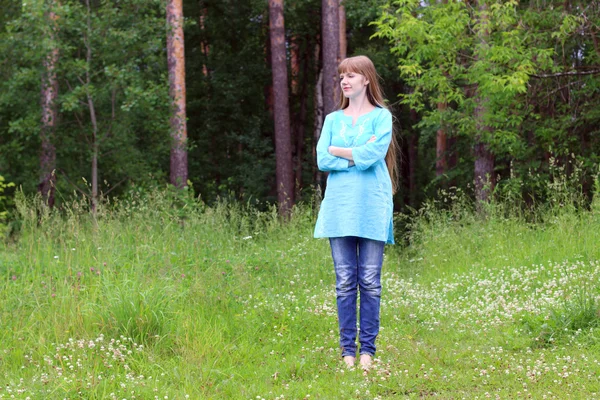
[329,136,376,162]
[328,146,353,162]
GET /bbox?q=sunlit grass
[2,186,600,399]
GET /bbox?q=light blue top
[314,107,394,244]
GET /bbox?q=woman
[314,55,398,369]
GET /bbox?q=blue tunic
[314,107,394,244]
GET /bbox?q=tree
[82,0,101,212]
[268,0,294,215]
[339,1,346,60]
[199,4,209,77]
[434,0,447,179]
[322,0,339,116]
[167,0,188,188]
[39,0,59,208]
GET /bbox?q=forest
[2,2,600,398]
[1,0,598,221]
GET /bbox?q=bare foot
[343,355,356,368]
[359,354,372,369]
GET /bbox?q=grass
[2,186,600,399]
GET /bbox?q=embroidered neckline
[339,117,371,148]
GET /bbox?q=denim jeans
[329,236,385,358]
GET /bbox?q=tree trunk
[313,68,324,189]
[290,36,300,95]
[473,138,494,203]
[83,0,99,214]
[264,30,274,116]
[294,41,310,200]
[473,1,495,205]
[268,0,294,216]
[339,2,346,61]
[436,101,447,177]
[199,3,209,76]
[167,0,188,188]
[322,0,339,115]
[447,136,457,185]
[39,1,59,208]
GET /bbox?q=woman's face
[339,71,369,99]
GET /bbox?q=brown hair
[338,56,400,194]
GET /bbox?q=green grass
[2,187,600,399]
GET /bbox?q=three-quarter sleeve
[317,114,351,172]
[351,110,392,171]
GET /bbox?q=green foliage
[0,0,20,29]
[1,0,599,215]
[373,0,600,203]
[0,0,170,200]
[523,283,600,348]
[0,175,15,236]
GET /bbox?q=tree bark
[313,67,324,189]
[290,36,300,95]
[199,3,209,77]
[39,0,59,208]
[339,2,346,61]
[264,30,274,116]
[322,0,339,115]
[294,41,310,200]
[167,0,188,188]
[83,0,99,214]
[268,0,294,216]
[447,136,457,185]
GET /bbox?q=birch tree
[39,0,59,207]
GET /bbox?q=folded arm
[316,115,352,172]
[350,112,393,171]
[327,135,376,166]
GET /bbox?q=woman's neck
[344,94,375,125]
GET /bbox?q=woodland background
[2,2,600,398]
[0,0,599,220]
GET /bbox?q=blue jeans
[329,236,385,358]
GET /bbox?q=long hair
[338,55,400,194]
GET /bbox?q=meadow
[2,186,600,399]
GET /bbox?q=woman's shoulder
[375,106,392,118]
[325,109,345,120]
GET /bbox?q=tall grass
[2,183,600,398]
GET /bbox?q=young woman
[314,55,398,369]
